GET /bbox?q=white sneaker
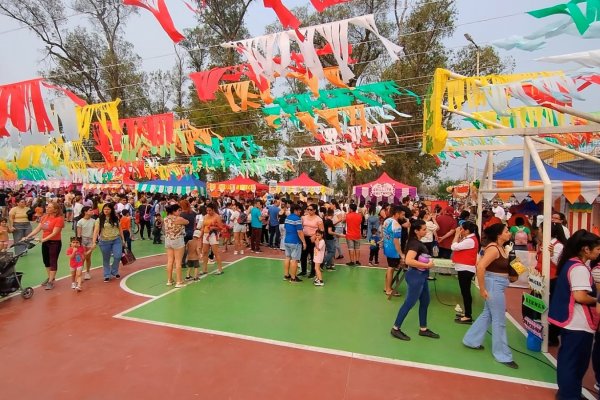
[75,286,82,292]
[84,272,91,280]
[240,250,244,255]
[71,282,77,289]
[234,251,238,255]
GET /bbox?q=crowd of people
[1,186,600,399]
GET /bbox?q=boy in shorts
[185,230,203,281]
[67,237,92,292]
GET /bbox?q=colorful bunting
[123,0,186,43]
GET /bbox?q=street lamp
[464,33,480,76]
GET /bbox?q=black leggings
[139,219,152,239]
[300,236,315,275]
[457,270,475,319]
[42,240,62,272]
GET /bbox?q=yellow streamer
[76,99,121,140]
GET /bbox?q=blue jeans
[556,329,594,400]
[98,238,122,279]
[393,268,430,328]
[463,273,513,363]
[324,239,336,267]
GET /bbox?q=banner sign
[523,293,548,314]
[523,317,544,339]
[528,272,545,293]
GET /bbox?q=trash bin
[526,331,542,352]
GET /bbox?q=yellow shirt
[9,206,29,224]
[95,219,121,241]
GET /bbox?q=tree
[0,0,148,117]
[431,178,463,200]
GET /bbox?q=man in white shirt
[491,201,505,220]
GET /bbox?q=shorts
[346,239,361,250]
[165,237,185,249]
[233,224,246,233]
[203,233,219,246]
[70,265,83,271]
[284,243,302,261]
[81,237,93,247]
[186,260,200,268]
[387,257,401,269]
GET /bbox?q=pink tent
[353,172,416,202]
[277,173,333,195]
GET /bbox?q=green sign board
[523,293,548,314]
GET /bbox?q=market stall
[353,172,416,203]
[275,173,333,196]
[136,175,206,196]
[207,175,268,197]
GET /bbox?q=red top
[452,236,479,266]
[436,214,457,249]
[41,215,65,240]
[66,246,85,268]
[345,212,362,240]
[120,216,131,231]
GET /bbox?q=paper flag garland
[264,0,352,29]
[123,0,186,43]
[222,14,402,84]
[0,79,55,137]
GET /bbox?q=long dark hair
[556,229,600,276]
[461,221,481,251]
[79,206,91,219]
[404,219,426,253]
[98,203,119,227]
[483,223,506,243]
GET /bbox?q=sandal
[455,317,473,324]
[384,290,401,297]
[166,281,174,286]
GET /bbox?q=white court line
[119,261,233,299]
[112,255,557,390]
[114,257,246,317]
[0,252,166,303]
[114,314,557,390]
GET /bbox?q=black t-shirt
[324,219,335,240]
[0,193,6,207]
[180,211,197,238]
[406,238,429,260]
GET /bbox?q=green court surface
[8,227,163,289]
[123,257,556,383]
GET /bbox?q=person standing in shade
[250,199,263,253]
[345,203,363,266]
[383,206,407,296]
[283,204,306,283]
[549,230,600,399]
[390,219,439,341]
[451,221,480,324]
[24,202,65,290]
[435,207,457,259]
[268,199,281,248]
[463,223,518,369]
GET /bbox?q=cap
[193,230,202,238]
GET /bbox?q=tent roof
[354,172,416,190]
[211,175,268,190]
[279,173,329,188]
[494,157,596,181]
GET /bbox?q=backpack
[514,227,528,246]
[237,211,248,225]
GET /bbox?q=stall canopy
[84,177,136,191]
[353,172,416,202]
[207,175,268,195]
[276,173,333,195]
[492,157,600,204]
[136,175,206,195]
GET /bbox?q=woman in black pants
[137,198,152,240]
[450,221,480,324]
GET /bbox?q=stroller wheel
[21,287,34,299]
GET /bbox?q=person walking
[451,221,480,324]
[137,198,152,240]
[91,203,125,283]
[463,223,518,369]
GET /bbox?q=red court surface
[0,249,562,399]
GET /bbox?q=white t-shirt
[73,202,84,219]
[77,218,96,239]
[421,220,438,243]
[231,210,242,228]
[492,205,505,220]
[195,214,204,230]
[565,264,594,333]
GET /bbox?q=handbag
[121,248,136,265]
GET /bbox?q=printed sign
[528,272,545,293]
[523,317,543,340]
[523,293,548,314]
[370,183,394,197]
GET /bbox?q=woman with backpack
[510,217,531,251]
[137,198,152,240]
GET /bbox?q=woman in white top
[231,203,246,255]
[76,206,96,280]
[419,210,439,255]
[451,221,480,324]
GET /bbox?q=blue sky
[0,0,598,180]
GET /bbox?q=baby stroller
[0,238,35,299]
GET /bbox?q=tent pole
[525,137,553,354]
[530,137,600,165]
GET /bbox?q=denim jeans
[279,225,286,251]
[12,222,32,255]
[334,227,344,257]
[98,237,123,279]
[324,239,336,267]
[268,224,280,247]
[393,268,430,328]
[463,273,513,363]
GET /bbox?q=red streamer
[309,0,352,12]
[123,0,185,43]
[41,81,87,107]
[0,78,54,137]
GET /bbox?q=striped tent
[489,157,599,204]
[136,175,206,196]
[276,173,333,196]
